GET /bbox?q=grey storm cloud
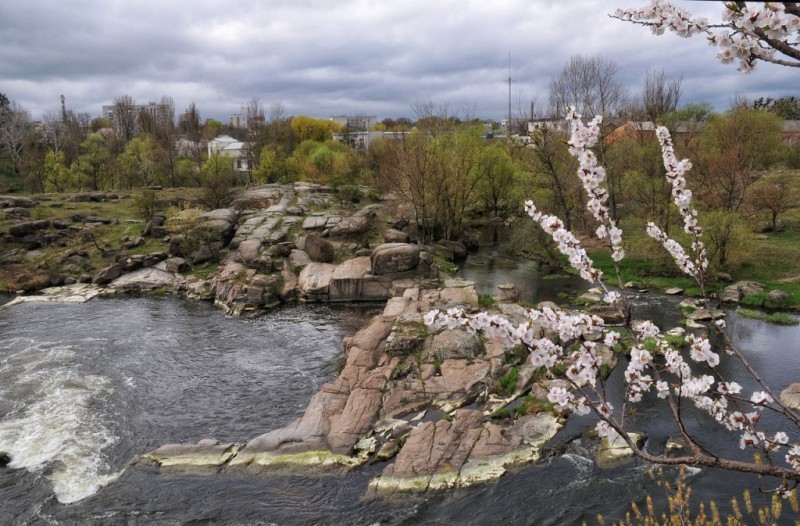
[1,0,797,121]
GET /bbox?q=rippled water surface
[1,266,798,524]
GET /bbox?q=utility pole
[506,51,513,136]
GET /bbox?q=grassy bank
[584,212,800,310]
[0,188,203,292]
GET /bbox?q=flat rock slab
[144,440,240,467]
[108,268,179,291]
[3,284,103,307]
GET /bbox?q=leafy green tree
[290,116,342,142]
[378,125,490,241]
[700,210,752,271]
[254,145,288,184]
[43,150,75,192]
[745,171,800,231]
[77,132,112,190]
[287,140,358,185]
[752,95,800,120]
[202,119,224,141]
[692,108,783,212]
[518,124,582,232]
[118,135,164,188]
[200,152,238,209]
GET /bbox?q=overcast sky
[1,0,797,123]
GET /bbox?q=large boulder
[142,215,166,237]
[330,257,371,301]
[371,243,420,275]
[328,216,369,237]
[431,330,483,361]
[384,228,410,244]
[437,240,467,260]
[195,208,238,245]
[298,263,336,296]
[765,289,789,309]
[92,262,125,285]
[289,249,312,271]
[0,195,37,208]
[720,281,766,303]
[8,220,50,237]
[301,233,335,263]
[780,383,800,409]
[237,239,272,272]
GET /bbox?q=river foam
[0,340,120,503]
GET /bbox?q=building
[101,100,172,135]
[207,135,249,172]
[783,121,800,147]
[332,130,409,151]
[330,115,377,131]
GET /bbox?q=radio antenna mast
[506,51,513,135]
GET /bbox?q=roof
[784,121,800,133]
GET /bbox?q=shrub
[133,188,159,222]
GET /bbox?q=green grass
[478,293,495,308]
[0,188,206,292]
[664,333,687,347]
[514,395,555,417]
[737,308,799,325]
[588,250,701,295]
[497,366,520,396]
[740,292,768,306]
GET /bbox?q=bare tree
[549,55,627,221]
[268,102,285,124]
[243,97,265,183]
[153,96,178,186]
[40,112,71,157]
[642,69,682,122]
[0,101,31,181]
[112,95,137,143]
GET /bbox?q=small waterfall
[0,341,120,503]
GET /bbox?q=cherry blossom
[424,109,800,488]
[614,1,800,71]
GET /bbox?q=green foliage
[498,366,520,396]
[664,333,686,348]
[290,115,343,143]
[132,188,159,222]
[475,141,520,215]
[118,134,165,188]
[478,293,495,308]
[287,140,359,185]
[491,406,512,419]
[752,95,800,120]
[506,216,561,267]
[254,144,288,184]
[43,150,75,192]
[740,292,767,306]
[700,210,752,272]
[335,184,363,204]
[77,132,112,190]
[514,395,555,417]
[200,152,238,209]
[377,125,503,242]
[165,204,206,258]
[785,142,800,170]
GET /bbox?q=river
[0,241,798,524]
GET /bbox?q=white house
[207,135,249,172]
